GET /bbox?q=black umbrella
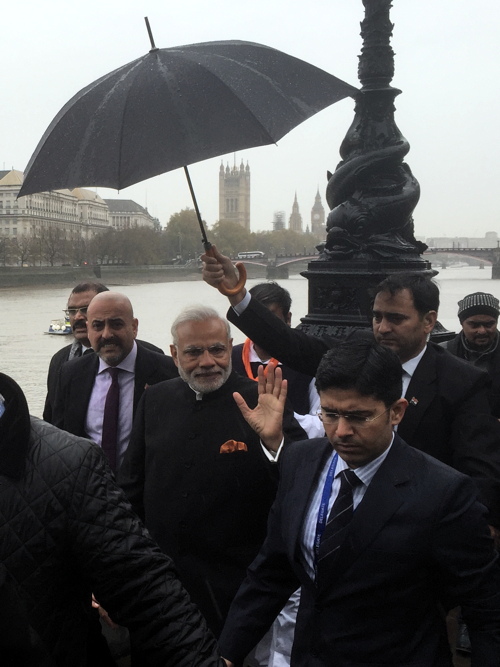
[19,26,357,291]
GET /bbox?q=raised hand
[233,362,287,453]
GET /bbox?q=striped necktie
[318,469,361,562]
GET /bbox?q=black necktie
[318,469,362,562]
[101,368,120,471]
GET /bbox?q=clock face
[313,213,320,220]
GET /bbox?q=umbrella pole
[182,165,247,296]
[183,166,210,248]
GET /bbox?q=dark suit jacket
[51,344,177,437]
[227,297,500,525]
[219,436,500,666]
[44,339,164,422]
[118,371,307,637]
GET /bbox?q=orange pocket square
[220,440,248,453]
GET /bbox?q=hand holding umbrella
[183,166,247,296]
[201,244,247,304]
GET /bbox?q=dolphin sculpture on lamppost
[299,0,437,338]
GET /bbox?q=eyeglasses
[180,344,228,359]
[317,407,391,428]
[64,307,88,317]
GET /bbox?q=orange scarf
[242,338,279,380]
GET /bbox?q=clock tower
[310,188,325,235]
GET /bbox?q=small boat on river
[46,318,72,335]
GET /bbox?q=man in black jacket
[232,281,322,440]
[219,340,500,667]
[52,291,177,471]
[44,281,109,421]
[0,372,225,667]
[441,291,500,417]
[202,247,500,531]
[119,305,307,637]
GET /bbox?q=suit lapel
[398,346,437,444]
[71,355,98,435]
[284,440,332,565]
[316,437,411,592]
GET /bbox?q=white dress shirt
[401,345,427,398]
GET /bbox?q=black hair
[249,282,292,317]
[70,282,109,296]
[315,337,402,407]
[374,273,439,316]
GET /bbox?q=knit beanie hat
[457,292,500,323]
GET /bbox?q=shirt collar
[98,340,137,374]
[191,387,204,401]
[335,433,394,487]
[401,344,427,378]
[69,339,91,360]
[248,342,282,365]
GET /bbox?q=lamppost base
[298,255,436,339]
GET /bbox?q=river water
[1,265,497,417]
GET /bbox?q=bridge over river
[424,247,500,278]
[241,248,500,280]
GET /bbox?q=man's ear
[132,317,139,338]
[391,398,408,426]
[170,344,179,367]
[286,312,292,327]
[423,310,437,334]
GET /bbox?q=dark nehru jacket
[227,296,500,526]
[119,371,307,637]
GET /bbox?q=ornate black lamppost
[299,0,436,338]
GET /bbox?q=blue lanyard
[313,452,338,568]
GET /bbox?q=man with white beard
[119,305,306,639]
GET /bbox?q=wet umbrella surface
[19,39,357,196]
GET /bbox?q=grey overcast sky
[3,1,499,239]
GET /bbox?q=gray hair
[171,305,231,345]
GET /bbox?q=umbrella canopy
[19,40,357,196]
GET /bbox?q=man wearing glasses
[43,281,108,421]
[119,305,306,639]
[219,340,500,666]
